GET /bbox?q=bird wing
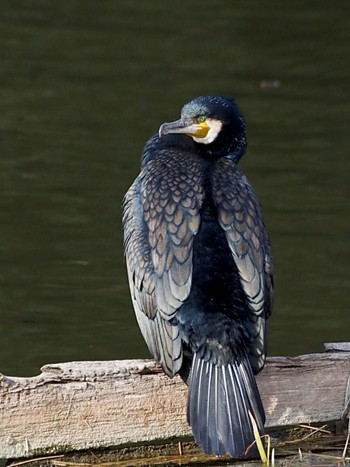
[123,151,203,376]
[211,159,273,373]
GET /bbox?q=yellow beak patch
[185,121,210,139]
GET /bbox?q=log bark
[1,350,350,459]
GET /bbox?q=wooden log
[1,351,350,459]
[324,342,350,352]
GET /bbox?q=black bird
[123,96,273,458]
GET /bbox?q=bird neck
[196,131,247,163]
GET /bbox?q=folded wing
[211,159,273,373]
[123,151,204,376]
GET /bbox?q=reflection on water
[0,1,349,376]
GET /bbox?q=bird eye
[197,115,206,123]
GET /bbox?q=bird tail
[187,352,265,458]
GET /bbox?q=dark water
[0,1,349,377]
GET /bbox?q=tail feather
[188,352,265,458]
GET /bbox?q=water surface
[0,1,349,376]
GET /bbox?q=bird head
[158,96,247,160]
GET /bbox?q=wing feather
[211,159,273,372]
[123,150,203,376]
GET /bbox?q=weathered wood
[1,351,350,459]
[324,342,350,352]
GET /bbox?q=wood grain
[1,351,350,459]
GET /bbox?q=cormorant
[123,96,273,458]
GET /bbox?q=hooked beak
[159,118,210,139]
